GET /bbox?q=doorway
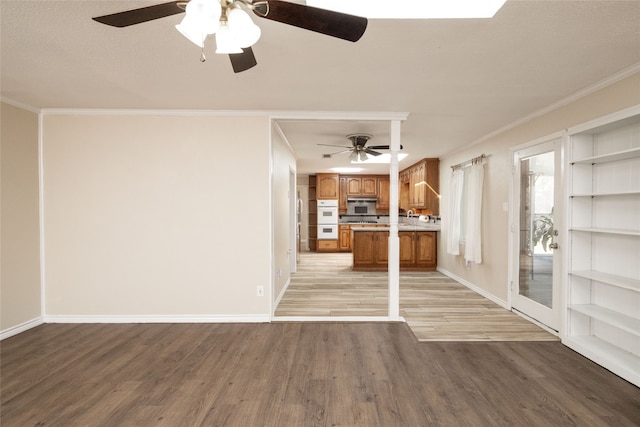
[510,136,563,331]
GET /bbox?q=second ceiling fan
[92,0,368,73]
[320,134,403,162]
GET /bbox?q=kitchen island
[352,224,439,271]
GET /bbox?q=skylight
[306,0,507,19]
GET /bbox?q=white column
[388,120,401,320]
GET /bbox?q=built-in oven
[317,224,338,240]
[317,200,339,225]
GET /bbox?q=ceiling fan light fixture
[175,0,221,47]
[215,23,243,54]
[349,151,359,161]
[227,8,261,48]
[358,151,368,162]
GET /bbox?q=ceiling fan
[92,0,368,73]
[319,134,403,162]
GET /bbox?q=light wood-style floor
[2,322,639,426]
[276,252,557,341]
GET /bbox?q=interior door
[511,138,562,331]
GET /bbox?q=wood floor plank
[2,323,639,426]
[278,252,557,342]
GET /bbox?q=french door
[510,137,563,331]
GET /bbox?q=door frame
[508,132,565,332]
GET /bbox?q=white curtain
[447,168,464,255]
[464,162,484,265]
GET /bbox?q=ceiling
[2,1,639,175]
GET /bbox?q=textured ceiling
[2,0,639,174]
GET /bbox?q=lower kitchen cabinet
[352,231,388,269]
[317,239,338,252]
[353,230,436,271]
[399,231,437,270]
[339,225,351,252]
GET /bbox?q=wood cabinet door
[374,231,389,266]
[414,161,426,207]
[339,177,347,212]
[338,225,351,251]
[398,232,415,267]
[415,232,437,268]
[376,177,390,210]
[346,177,362,195]
[362,176,377,196]
[424,159,440,215]
[352,232,375,265]
[317,173,339,199]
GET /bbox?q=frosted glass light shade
[175,0,221,47]
[215,25,243,54]
[227,8,261,48]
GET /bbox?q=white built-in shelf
[570,190,640,198]
[571,147,640,165]
[564,336,640,387]
[569,227,640,237]
[569,304,640,336]
[570,270,640,293]
[565,107,640,388]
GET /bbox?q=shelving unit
[564,106,640,387]
[308,175,317,252]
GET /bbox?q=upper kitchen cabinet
[400,159,440,214]
[346,176,377,197]
[376,176,390,211]
[316,173,339,200]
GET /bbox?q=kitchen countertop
[351,224,441,232]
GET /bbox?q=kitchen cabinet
[317,173,339,200]
[308,175,317,252]
[399,231,437,270]
[345,176,377,197]
[339,224,351,251]
[352,229,437,271]
[376,176,390,211]
[339,176,347,212]
[317,239,338,252]
[400,159,440,214]
[352,230,388,269]
[564,106,640,387]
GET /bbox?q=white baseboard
[0,317,44,340]
[43,314,271,324]
[272,316,405,322]
[273,277,291,316]
[437,267,508,309]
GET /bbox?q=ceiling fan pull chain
[200,45,206,62]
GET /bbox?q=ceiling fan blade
[368,145,404,150]
[317,144,352,148]
[364,149,382,156]
[325,149,352,157]
[229,47,258,73]
[92,1,184,27]
[253,1,367,42]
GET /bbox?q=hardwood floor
[2,322,639,426]
[277,252,556,341]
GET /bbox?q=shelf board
[569,227,640,236]
[570,270,640,292]
[571,147,640,165]
[562,335,640,388]
[569,304,640,336]
[570,190,640,198]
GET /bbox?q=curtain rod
[451,153,487,170]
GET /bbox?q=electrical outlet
[256,286,264,297]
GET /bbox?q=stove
[346,220,378,224]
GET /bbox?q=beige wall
[438,72,640,304]
[1,103,42,332]
[42,113,272,318]
[272,129,296,305]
